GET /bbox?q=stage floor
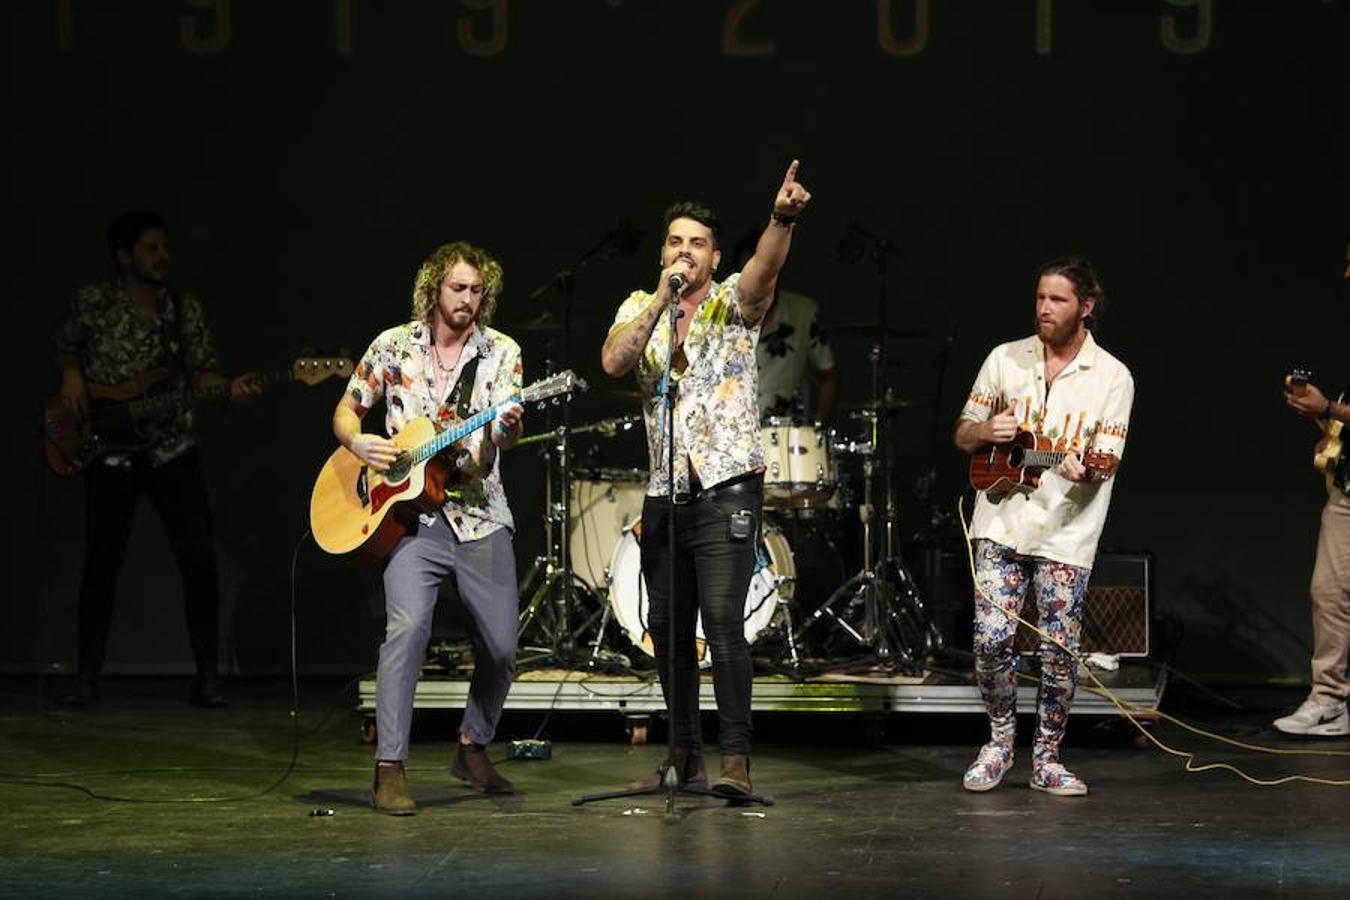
[357,660,1169,718]
[2,678,1348,899]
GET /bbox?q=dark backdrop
[8,1,1348,684]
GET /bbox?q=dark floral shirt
[55,281,219,468]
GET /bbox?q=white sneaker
[1029,762,1088,797]
[963,742,1014,792]
[1273,696,1349,736]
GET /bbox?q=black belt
[671,470,763,504]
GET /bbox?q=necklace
[432,342,458,374]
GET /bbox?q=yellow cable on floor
[956,496,1350,788]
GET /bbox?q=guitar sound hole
[1008,446,1024,467]
[386,453,412,483]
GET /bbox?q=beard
[131,262,169,286]
[1036,313,1084,347]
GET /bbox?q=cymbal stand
[793,228,942,671]
[517,422,600,665]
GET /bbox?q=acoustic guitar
[43,357,352,476]
[1287,368,1346,493]
[969,429,1119,502]
[309,369,585,560]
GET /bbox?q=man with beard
[953,257,1134,796]
[1273,234,1350,737]
[55,211,261,708]
[334,241,525,815]
[600,160,812,797]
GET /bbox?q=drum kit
[513,221,940,674]
[516,381,941,675]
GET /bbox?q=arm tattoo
[605,297,664,373]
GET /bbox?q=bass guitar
[969,429,1119,502]
[43,357,352,476]
[309,369,586,560]
[1287,368,1346,493]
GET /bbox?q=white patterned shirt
[959,331,1134,569]
[346,321,523,541]
[608,272,764,497]
[756,290,834,420]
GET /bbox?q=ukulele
[969,429,1119,502]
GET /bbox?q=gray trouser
[376,515,519,761]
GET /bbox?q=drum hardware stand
[576,281,772,813]
[517,422,606,665]
[796,227,942,672]
[517,224,642,666]
[517,414,641,669]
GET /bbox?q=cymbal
[517,413,642,447]
[824,323,932,339]
[497,315,562,332]
[592,388,645,403]
[843,396,916,415]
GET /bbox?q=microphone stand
[574,281,772,814]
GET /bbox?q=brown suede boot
[629,745,707,790]
[371,762,416,816]
[451,742,516,794]
[712,754,752,798]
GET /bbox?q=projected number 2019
[53,0,1216,58]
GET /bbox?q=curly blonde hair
[410,242,504,327]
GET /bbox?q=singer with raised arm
[600,160,812,798]
[332,242,525,815]
[953,257,1134,797]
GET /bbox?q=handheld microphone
[668,272,687,294]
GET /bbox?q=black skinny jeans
[78,448,220,678]
[639,475,762,756]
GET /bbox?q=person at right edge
[600,160,813,798]
[1273,234,1350,738]
[953,258,1134,796]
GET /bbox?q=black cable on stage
[0,528,314,804]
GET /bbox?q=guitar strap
[160,288,190,377]
[449,355,481,421]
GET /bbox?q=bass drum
[568,469,649,592]
[607,518,794,667]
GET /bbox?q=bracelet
[1321,400,1336,421]
[770,210,798,227]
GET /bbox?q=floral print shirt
[55,281,219,469]
[346,321,523,541]
[959,331,1134,569]
[608,272,764,497]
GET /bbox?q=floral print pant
[972,539,1091,768]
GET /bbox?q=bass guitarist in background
[1273,234,1350,737]
[953,257,1134,796]
[54,211,261,709]
[332,242,524,814]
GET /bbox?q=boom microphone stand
[574,279,772,813]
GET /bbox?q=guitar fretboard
[1022,449,1074,468]
[410,394,521,464]
[126,369,294,419]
